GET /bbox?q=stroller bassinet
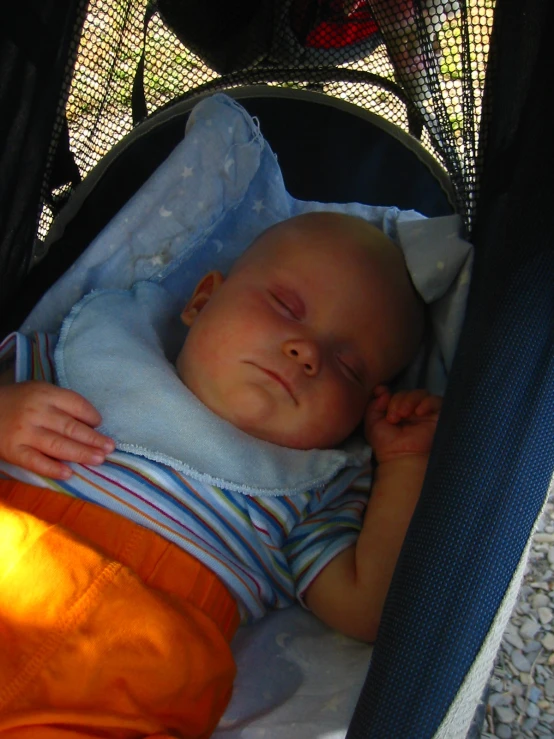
[1,1,553,737]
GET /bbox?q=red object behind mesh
[291,0,379,49]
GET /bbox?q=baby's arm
[304,387,441,642]
[0,362,114,479]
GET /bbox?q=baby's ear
[180,270,225,326]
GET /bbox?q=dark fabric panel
[0,1,84,322]
[347,1,553,737]
[158,0,275,74]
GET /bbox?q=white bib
[55,281,371,496]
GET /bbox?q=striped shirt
[0,332,370,622]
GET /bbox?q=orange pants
[0,480,240,739]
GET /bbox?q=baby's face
[177,217,419,449]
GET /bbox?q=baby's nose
[282,339,320,376]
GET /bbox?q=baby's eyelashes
[268,287,305,320]
[270,293,297,319]
[337,355,363,385]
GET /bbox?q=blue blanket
[23,94,472,396]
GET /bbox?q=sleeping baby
[0,211,441,738]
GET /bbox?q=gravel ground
[482,499,554,738]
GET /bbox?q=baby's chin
[236,423,323,451]
[183,376,351,450]
[203,385,315,449]
[218,386,297,445]
[226,405,346,452]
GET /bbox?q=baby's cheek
[187,321,233,376]
[224,384,279,436]
[178,329,221,393]
[319,386,367,442]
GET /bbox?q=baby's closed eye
[336,354,362,385]
[268,286,305,320]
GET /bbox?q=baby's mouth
[248,363,298,404]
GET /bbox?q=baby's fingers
[386,390,430,422]
[35,427,109,468]
[364,386,391,429]
[50,408,114,453]
[415,394,442,417]
[49,386,104,429]
[16,446,73,480]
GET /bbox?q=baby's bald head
[233,212,424,383]
[178,211,424,449]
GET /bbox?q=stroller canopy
[1,1,553,736]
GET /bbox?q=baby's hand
[0,381,115,479]
[365,386,442,464]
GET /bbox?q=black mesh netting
[37,0,494,249]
